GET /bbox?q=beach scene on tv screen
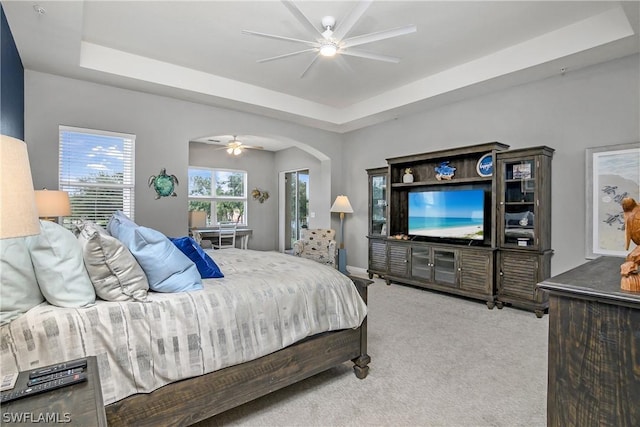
[408,190,484,240]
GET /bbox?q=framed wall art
[585,142,640,259]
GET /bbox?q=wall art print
[586,142,640,258]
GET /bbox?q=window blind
[59,126,135,227]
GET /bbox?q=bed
[0,248,370,426]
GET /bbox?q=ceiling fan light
[233,147,242,155]
[226,147,233,154]
[320,43,337,57]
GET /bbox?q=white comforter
[0,249,367,405]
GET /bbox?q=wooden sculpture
[620,197,640,292]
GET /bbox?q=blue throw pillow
[170,237,224,279]
[108,212,202,293]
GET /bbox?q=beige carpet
[196,277,549,426]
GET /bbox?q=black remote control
[28,358,87,379]
[1,372,87,403]
[27,367,85,386]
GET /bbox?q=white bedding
[0,249,367,405]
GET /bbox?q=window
[59,126,135,228]
[188,167,247,226]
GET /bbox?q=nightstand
[1,356,106,426]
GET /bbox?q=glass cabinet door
[369,172,387,235]
[433,249,456,285]
[410,245,431,280]
[501,158,537,248]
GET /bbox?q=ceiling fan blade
[241,30,318,48]
[340,48,400,63]
[341,24,417,48]
[244,145,264,150]
[331,0,373,41]
[281,0,323,38]
[257,48,318,63]
[300,54,320,79]
[334,55,355,74]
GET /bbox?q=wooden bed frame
[105,277,371,426]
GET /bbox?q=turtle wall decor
[148,168,179,199]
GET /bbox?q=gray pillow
[26,220,95,307]
[0,237,45,325]
[76,220,149,302]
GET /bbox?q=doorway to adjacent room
[284,169,309,252]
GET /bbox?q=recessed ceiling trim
[344,6,635,122]
[77,6,634,130]
[79,41,342,123]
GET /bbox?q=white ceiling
[3,0,639,150]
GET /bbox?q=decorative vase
[403,173,414,183]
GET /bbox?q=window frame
[58,125,136,228]
[187,166,248,226]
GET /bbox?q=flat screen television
[408,189,486,242]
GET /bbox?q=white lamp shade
[0,135,40,238]
[35,190,71,218]
[330,195,354,214]
[189,210,207,228]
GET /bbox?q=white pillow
[26,220,95,307]
[108,211,202,293]
[0,237,45,324]
[76,220,149,302]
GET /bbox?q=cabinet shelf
[497,147,554,316]
[391,176,492,188]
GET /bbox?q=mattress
[0,249,367,405]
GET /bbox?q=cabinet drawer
[500,253,538,299]
[388,243,409,276]
[459,251,492,293]
[369,240,387,271]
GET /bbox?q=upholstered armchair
[292,229,337,268]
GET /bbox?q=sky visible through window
[60,131,125,183]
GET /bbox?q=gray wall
[24,54,639,276]
[342,54,640,275]
[24,70,344,245]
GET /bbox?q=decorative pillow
[170,236,224,279]
[0,237,45,324]
[76,220,149,302]
[108,212,203,293]
[26,220,95,307]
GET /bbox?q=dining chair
[213,222,237,249]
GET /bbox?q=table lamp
[189,210,207,228]
[35,189,71,222]
[330,195,354,274]
[0,135,40,239]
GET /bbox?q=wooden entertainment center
[367,142,554,316]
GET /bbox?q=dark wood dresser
[537,256,640,427]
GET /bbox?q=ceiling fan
[208,136,264,156]
[242,0,417,78]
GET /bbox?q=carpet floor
[196,277,549,426]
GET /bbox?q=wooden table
[193,228,253,249]
[0,356,106,426]
[537,256,640,427]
